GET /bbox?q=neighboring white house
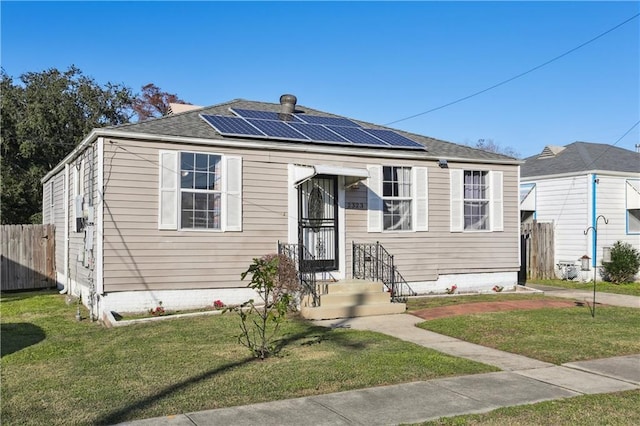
[520,142,640,281]
[42,94,522,320]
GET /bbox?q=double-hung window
[180,153,222,229]
[450,169,503,232]
[159,150,242,232]
[463,171,489,230]
[382,166,412,231]
[366,164,428,232]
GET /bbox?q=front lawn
[1,291,495,426]
[420,389,640,425]
[418,304,640,364]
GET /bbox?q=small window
[50,181,55,208]
[464,170,489,230]
[627,179,640,234]
[180,152,222,229]
[629,209,640,234]
[382,166,412,231]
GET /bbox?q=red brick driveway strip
[412,299,581,320]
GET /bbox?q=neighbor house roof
[108,97,516,162]
[521,142,640,178]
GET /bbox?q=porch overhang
[293,164,369,188]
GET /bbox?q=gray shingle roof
[521,142,640,177]
[109,98,515,162]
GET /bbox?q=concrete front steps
[300,279,406,320]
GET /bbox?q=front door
[298,175,338,272]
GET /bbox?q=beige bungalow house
[42,94,521,321]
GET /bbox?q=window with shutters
[450,169,503,232]
[464,170,489,230]
[158,150,242,232]
[367,165,427,233]
[180,152,222,229]
[383,166,412,231]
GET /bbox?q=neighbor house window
[180,152,222,229]
[464,170,489,230]
[627,179,640,234]
[382,166,412,230]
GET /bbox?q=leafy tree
[474,138,520,159]
[601,241,640,284]
[1,66,134,224]
[132,83,190,121]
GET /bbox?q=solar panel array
[200,109,425,150]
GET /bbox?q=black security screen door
[298,176,338,272]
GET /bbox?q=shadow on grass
[95,355,255,425]
[96,321,369,424]
[1,322,46,357]
[0,289,59,303]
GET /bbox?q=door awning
[293,165,369,188]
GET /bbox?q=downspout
[591,174,598,269]
[61,164,70,294]
[96,137,105,319]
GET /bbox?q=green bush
[225,255,293,359]
[601,241,640,284]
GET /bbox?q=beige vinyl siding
[66,146,99,289]
[345,161,519,281]
[103,139,290,292]
[102,137,520,292]
[42,172,66,279]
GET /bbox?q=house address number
[346,202,366,210]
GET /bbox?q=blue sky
[2,1,638,158]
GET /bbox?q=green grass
[419,390,640,425]
[1,290,496,426]
[418,304,640,364]
[528,279,640,296]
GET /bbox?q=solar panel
[246,119,309,141]
[201,113,426,151]
[201,115,265,136]
[326,126,390,146]
[288,122,350,143]
[298,115,361,127]
[230,108,303,122]
[362,128,424,149]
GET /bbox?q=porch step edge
[300,303,406,321]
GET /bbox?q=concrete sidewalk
[118,312,640,426]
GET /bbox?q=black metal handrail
[352,241,416,302]
[277,241,319,307]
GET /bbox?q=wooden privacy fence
[1,224,56,291]
[521,221,555,281]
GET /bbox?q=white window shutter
[491,171,504,232]
[224,156,243,232]
[367,165,383,232]
[414,167,428,231]
[158,151,178,230]
[450,169,463,232]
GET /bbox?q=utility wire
[385,12,640,126]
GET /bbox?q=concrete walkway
[119,301,640,425]
[526,283,640,308]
